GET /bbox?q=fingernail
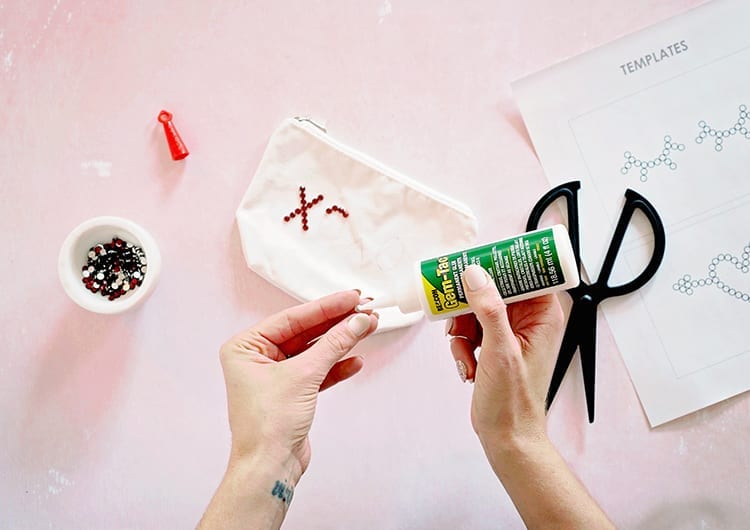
[463,265,488,291]
[348,313,371,337]
[359,297,373,306]
[353,288,362,295]
[456,360,468,383]
[444,317,454,336]
[371,311,380,319]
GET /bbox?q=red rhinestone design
[283,187,349,231]
[326,204,349,218]
[283,186,326,231]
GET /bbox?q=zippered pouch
[236,118,479,332]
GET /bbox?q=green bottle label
[419,228,565,316]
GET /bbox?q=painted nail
[456,360,468,383]
[359,297,374,306]
[348,313,371,337]
[444,317,454,336]
[463,265,488,291]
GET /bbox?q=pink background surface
[2,0,748,528]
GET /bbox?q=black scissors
[525,181,666,423]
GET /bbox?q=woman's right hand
[448,265,614,529]
[447,265,565,458]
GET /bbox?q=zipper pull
[294,116,327,133]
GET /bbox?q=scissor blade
[545,303,585,411]
[578,301,599,423]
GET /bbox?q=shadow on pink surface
[501,106,537,156]
[150,122,186,196]
[15,307,137,469]
[225,222,299,315]
[635,498,746,529]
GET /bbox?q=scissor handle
[526,181,582,271]
[527,182,666,299]
[595,189,666,298]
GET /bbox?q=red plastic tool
[157,110,189,160]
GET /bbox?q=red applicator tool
[158,110,189,160]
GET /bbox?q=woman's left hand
[199,290,378,530]
[220,289,378,474]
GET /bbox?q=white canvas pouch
[236,118,479,332]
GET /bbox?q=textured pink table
[2,1,747,528]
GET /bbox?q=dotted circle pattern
[621,135,685,182]
[673,242,750,303]
[695,104,749,152]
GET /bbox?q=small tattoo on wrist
[271,480,294,506]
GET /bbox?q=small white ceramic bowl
[58,216,162,314]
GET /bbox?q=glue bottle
[361,225,580,321]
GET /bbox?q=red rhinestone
[289,212,296,218]
[300,186,306,192]
[326,208,332,214]
[295,208,301,214]
[284,216,290,222]
[343,212,349,218]
[303,226,309,231]
[317,194,323,201]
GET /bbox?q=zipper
[293,116,327,133]
[290,117,477,219]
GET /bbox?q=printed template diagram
[620,104,749,182]
[621,135,685,182]
[673,240,750,303]
[695,104,749,152]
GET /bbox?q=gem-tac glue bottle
[363,225,580,321]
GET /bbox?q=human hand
[446,265,564,456]
[445,266,615,529]
[219,290,378,475]
[198,291,377,530]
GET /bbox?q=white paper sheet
[512,0,750,426]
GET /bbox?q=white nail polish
[456,360,468,383]
[463,265,488,291]
[444,317,454,336]
[348,313,371,337]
